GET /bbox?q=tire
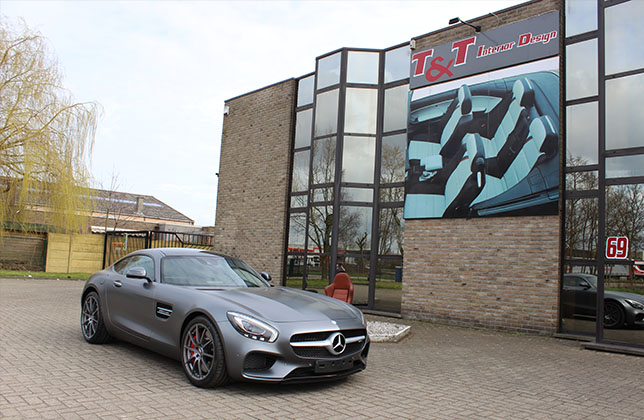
[181,316,228,388]
[81,291,111,344]
[603,301,625,329]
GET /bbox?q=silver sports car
[80,248,369,387]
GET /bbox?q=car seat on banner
[404,133,486,218]
[471,115,557,206]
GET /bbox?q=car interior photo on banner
[404,58,559,219]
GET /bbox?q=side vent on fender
[156,303,173,319]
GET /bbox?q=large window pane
[338,206,372,254]
[606,73,644,149]
[381,133,406,184]
[341,187,373,203]
[294,109,312,149]
[342,136,375,183]
[385,46,411,83]
[565,198,598,261]
[566,102,597,165]
[565,0,597,37]
[375,257,403,313]
[285,254,306,288]
[291,150,310,193]
[297,75,315,107]
[605,1,644,75]
[347,51,379,84]
[383,85,409,132]
[337,256,369,306]
[606,155,644,179]
[344,88,378,134]
[314,89,339,137]
[378,207,403,255]
[287,213,307,251]
[561,265,598,335]
[603,262,644,346]
[317,53,341,90]
[308,205,333,254]
[311,137,336,185]
[606,184,644,248]
[566,39,598,100]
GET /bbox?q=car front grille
[290,328,367,359]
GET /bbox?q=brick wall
[214,79,297,282]
[403,216,560,334]
[402,0,562,334]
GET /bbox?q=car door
[106,254,157,341]
[562,275,596,318]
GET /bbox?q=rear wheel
[181,316,228,387]
[81,291,110,344]
[604,301,625,329]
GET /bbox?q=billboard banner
[404,12,560,220]
[410,11,558,89]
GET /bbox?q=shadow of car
[562,273,644,329]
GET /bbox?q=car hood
[605,290,644,303]
[198,286,361,323]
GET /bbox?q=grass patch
[285,278,402,290]
[0,270,90,280]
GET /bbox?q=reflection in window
[344,88,378,134]
[347,51,379,84]
[288,213,307,250]
[565,197,598,261]
[312,187,333,203]
[285,254,306,286]
[605,1,644,75]
[381,133,406,184]
[308,205,333,255]
[379,187,405,203]
[560,266,597,335]
[342,136,375,183]
[565,0,597,37]
[311,137,336,185]
[338,206,372,254]
[606,185,644,253]
[317,53,341,90]
[566,39,598,100]
[290,193,308,208]
[314,89,339,137]
[295,109,312,149]
[291,150,310,193]
[603,263,644,346]
[606,155,644,179]
[379,207,403,255]
[606,73,644,150]
[384,85,409,132]
[341,187,373,203]
[385,46,411,83]
[565,171,598,191]
[297,75,315,107]
[566,102,597,165]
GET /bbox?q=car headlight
[625,299,644,310]
[227,312,278,343]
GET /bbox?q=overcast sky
[1,0,525,226]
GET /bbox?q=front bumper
[217,318,369,383]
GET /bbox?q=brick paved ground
[1,278,643,420]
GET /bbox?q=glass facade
[564,0,644,348]
[286,45,409,312]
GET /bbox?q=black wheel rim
[183,323,215,381]
[604,302,621,328]
[81,295,99,338]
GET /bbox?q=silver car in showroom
[80,248,369,387]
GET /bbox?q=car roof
[130,248,230,259]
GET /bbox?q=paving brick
[1,278,643,419]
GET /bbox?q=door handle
[113,280,122,288]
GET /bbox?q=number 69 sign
[606,236,629,260]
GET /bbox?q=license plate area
[314,355,356,373]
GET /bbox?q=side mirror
[260,272,273,285]
[126,267,152,283]
[579,281,591,290]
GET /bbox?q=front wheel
[81,291,111,344]
[604,301,625,329]
[181,316,228,387]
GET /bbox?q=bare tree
[0,20,99,234]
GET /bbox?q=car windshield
[161,255,268,288]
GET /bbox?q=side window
[126,255,156,281]
[113,257,132,275]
